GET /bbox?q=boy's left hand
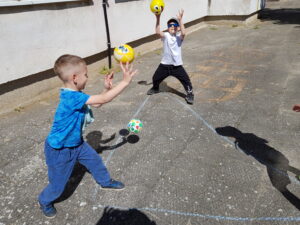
[104,71,114,90]
[177,9,184,21]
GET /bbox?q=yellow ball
[150,0,165,15]
[113,44,135,63]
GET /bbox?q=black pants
[152,64,193,94]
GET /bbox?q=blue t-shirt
[47,89,90,149]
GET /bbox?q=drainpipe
[102,0,112,69]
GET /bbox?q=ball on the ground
[127,119,143,134]
[150,0,165,15]
[113,44,135,63]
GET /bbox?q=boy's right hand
[120,62,138,84]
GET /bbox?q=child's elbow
[101,97,112,104]
[92,95,111,105]
[92,104,102,108]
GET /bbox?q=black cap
[167,17,179,25]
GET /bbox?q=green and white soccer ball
[127,119,143,134]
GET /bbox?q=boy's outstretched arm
[86,62,137,106]
[177,9,186,40]
[155,14,164,38]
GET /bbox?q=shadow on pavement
[96,207,156,225]
[138,80,186,98]
[159,82,186,98]
[138,80,152,86]
[215,126,300,210]
[54,130,139,203]
[258,8,300,25]
[86,131,126,154]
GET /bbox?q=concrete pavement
[0,0,300,224]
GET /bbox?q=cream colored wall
[207,0,263,15]
[109,0,205,47]
[0,2,106,84]
[0,0,261,84]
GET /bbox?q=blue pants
[38,141,111,206]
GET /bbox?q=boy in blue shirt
[38,54,137,218]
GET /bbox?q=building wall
[0,0,262,84]
[208,0,263,15]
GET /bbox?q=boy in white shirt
[147,9,194,104]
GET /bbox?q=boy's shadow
[138,80,186,98]
[215,126,300,210]
[96,207,156,225]
[54,130,139,203]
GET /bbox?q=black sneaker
[185,93,194,105]
[147,87,160,95]
[39,202,57,218]
[100,179,125,190]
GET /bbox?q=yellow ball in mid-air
[150,0,165,15]
[113,44,135,63]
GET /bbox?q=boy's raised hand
[120,62,138,84]
[104,71,114,90]
[177,9,184,21]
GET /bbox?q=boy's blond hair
[54,54,86,81]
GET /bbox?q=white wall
[109,0,205,46]
[0,2,106,84]
[208,0,263,15]
[0,0,261,84]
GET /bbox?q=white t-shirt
[161,32,183,66]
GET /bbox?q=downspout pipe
[102,0,112,69]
